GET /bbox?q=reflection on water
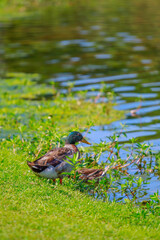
[1,0,160,200]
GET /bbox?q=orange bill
[81,137,91,145]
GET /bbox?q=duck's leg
[53,179,56,184]
[60,178,62,185]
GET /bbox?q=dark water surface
[1,1,160,199]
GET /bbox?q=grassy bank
[1,145,160,240]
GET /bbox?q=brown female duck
[78,168,103,180]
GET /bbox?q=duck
[77,168,103,181]
[27,131,91,184]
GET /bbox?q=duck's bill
[81,138,91,145]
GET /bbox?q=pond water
[1,1,160,200]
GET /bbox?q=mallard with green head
[27,131,91,184]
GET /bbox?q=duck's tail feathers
[27,161,33,167]
[27,161,47,173]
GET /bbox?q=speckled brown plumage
[78,168,103,180]
[31,145,79,165]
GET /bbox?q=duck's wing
[27,146,76,173]
[32,146,75,166]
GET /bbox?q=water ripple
[61,73,137,86]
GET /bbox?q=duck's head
[66,131,91,145]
